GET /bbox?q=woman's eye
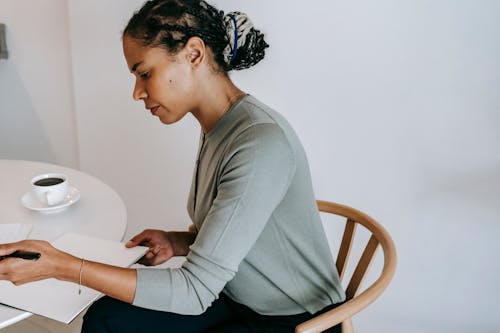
[139,72,150,79]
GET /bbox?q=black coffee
[34,177,64,186]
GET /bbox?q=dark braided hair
[123,0,269,72]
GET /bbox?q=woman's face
[122,36,197,125]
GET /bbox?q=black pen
[0,250,41,261]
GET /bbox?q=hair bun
[222,11,269,71]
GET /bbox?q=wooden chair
[295,200,397,333]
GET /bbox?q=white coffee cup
[31,173,69,206]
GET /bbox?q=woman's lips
[150,106,159,115]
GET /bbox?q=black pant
[82,294,342,333]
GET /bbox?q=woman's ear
[185,36,205,68]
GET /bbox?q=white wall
[13,0,500,332]
[0,0,78,168]
[67,0,200,243]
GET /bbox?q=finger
[0,257,29,274]
[0,263,13,279]
[144,251,155,259]
[137,255,153,266]
[0,241,26,256]
[150,244,161,255]
[148,246,174,266]
[125,230,151,248]
[139,243,164,265]
[0,240,45,256]
[150,253,171,266]
[144,246,159,259]
[135,249,154,266]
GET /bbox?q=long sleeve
[133,95,344,316]
[133,123,295,314]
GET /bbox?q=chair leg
[341,318,354,333]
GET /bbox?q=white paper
[0,223,32,243]
[0,233,148,323]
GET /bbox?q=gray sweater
[133,95,345,315]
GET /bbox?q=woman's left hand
[0,240,75,285]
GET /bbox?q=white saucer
[21,187,81,212]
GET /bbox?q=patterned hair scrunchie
[222,11,255,66]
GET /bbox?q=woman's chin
[158,115,180,125]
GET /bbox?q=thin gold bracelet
[78,258,84,295]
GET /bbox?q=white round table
[0,159,127,329]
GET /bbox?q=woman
[0,1,345,332]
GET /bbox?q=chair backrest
[295,200,397,333]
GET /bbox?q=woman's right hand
[0,239,77,285]
[125,229,195,266]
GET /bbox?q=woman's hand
[125,229,196,266]
[0,240,77,285]
[1,239,137,304]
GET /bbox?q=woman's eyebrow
[131,62,142,73]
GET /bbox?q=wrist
[56,254,81,282]
[168,231,195,256]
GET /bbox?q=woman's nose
[132,79,147,101]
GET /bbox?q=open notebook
[0,233,148,323]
